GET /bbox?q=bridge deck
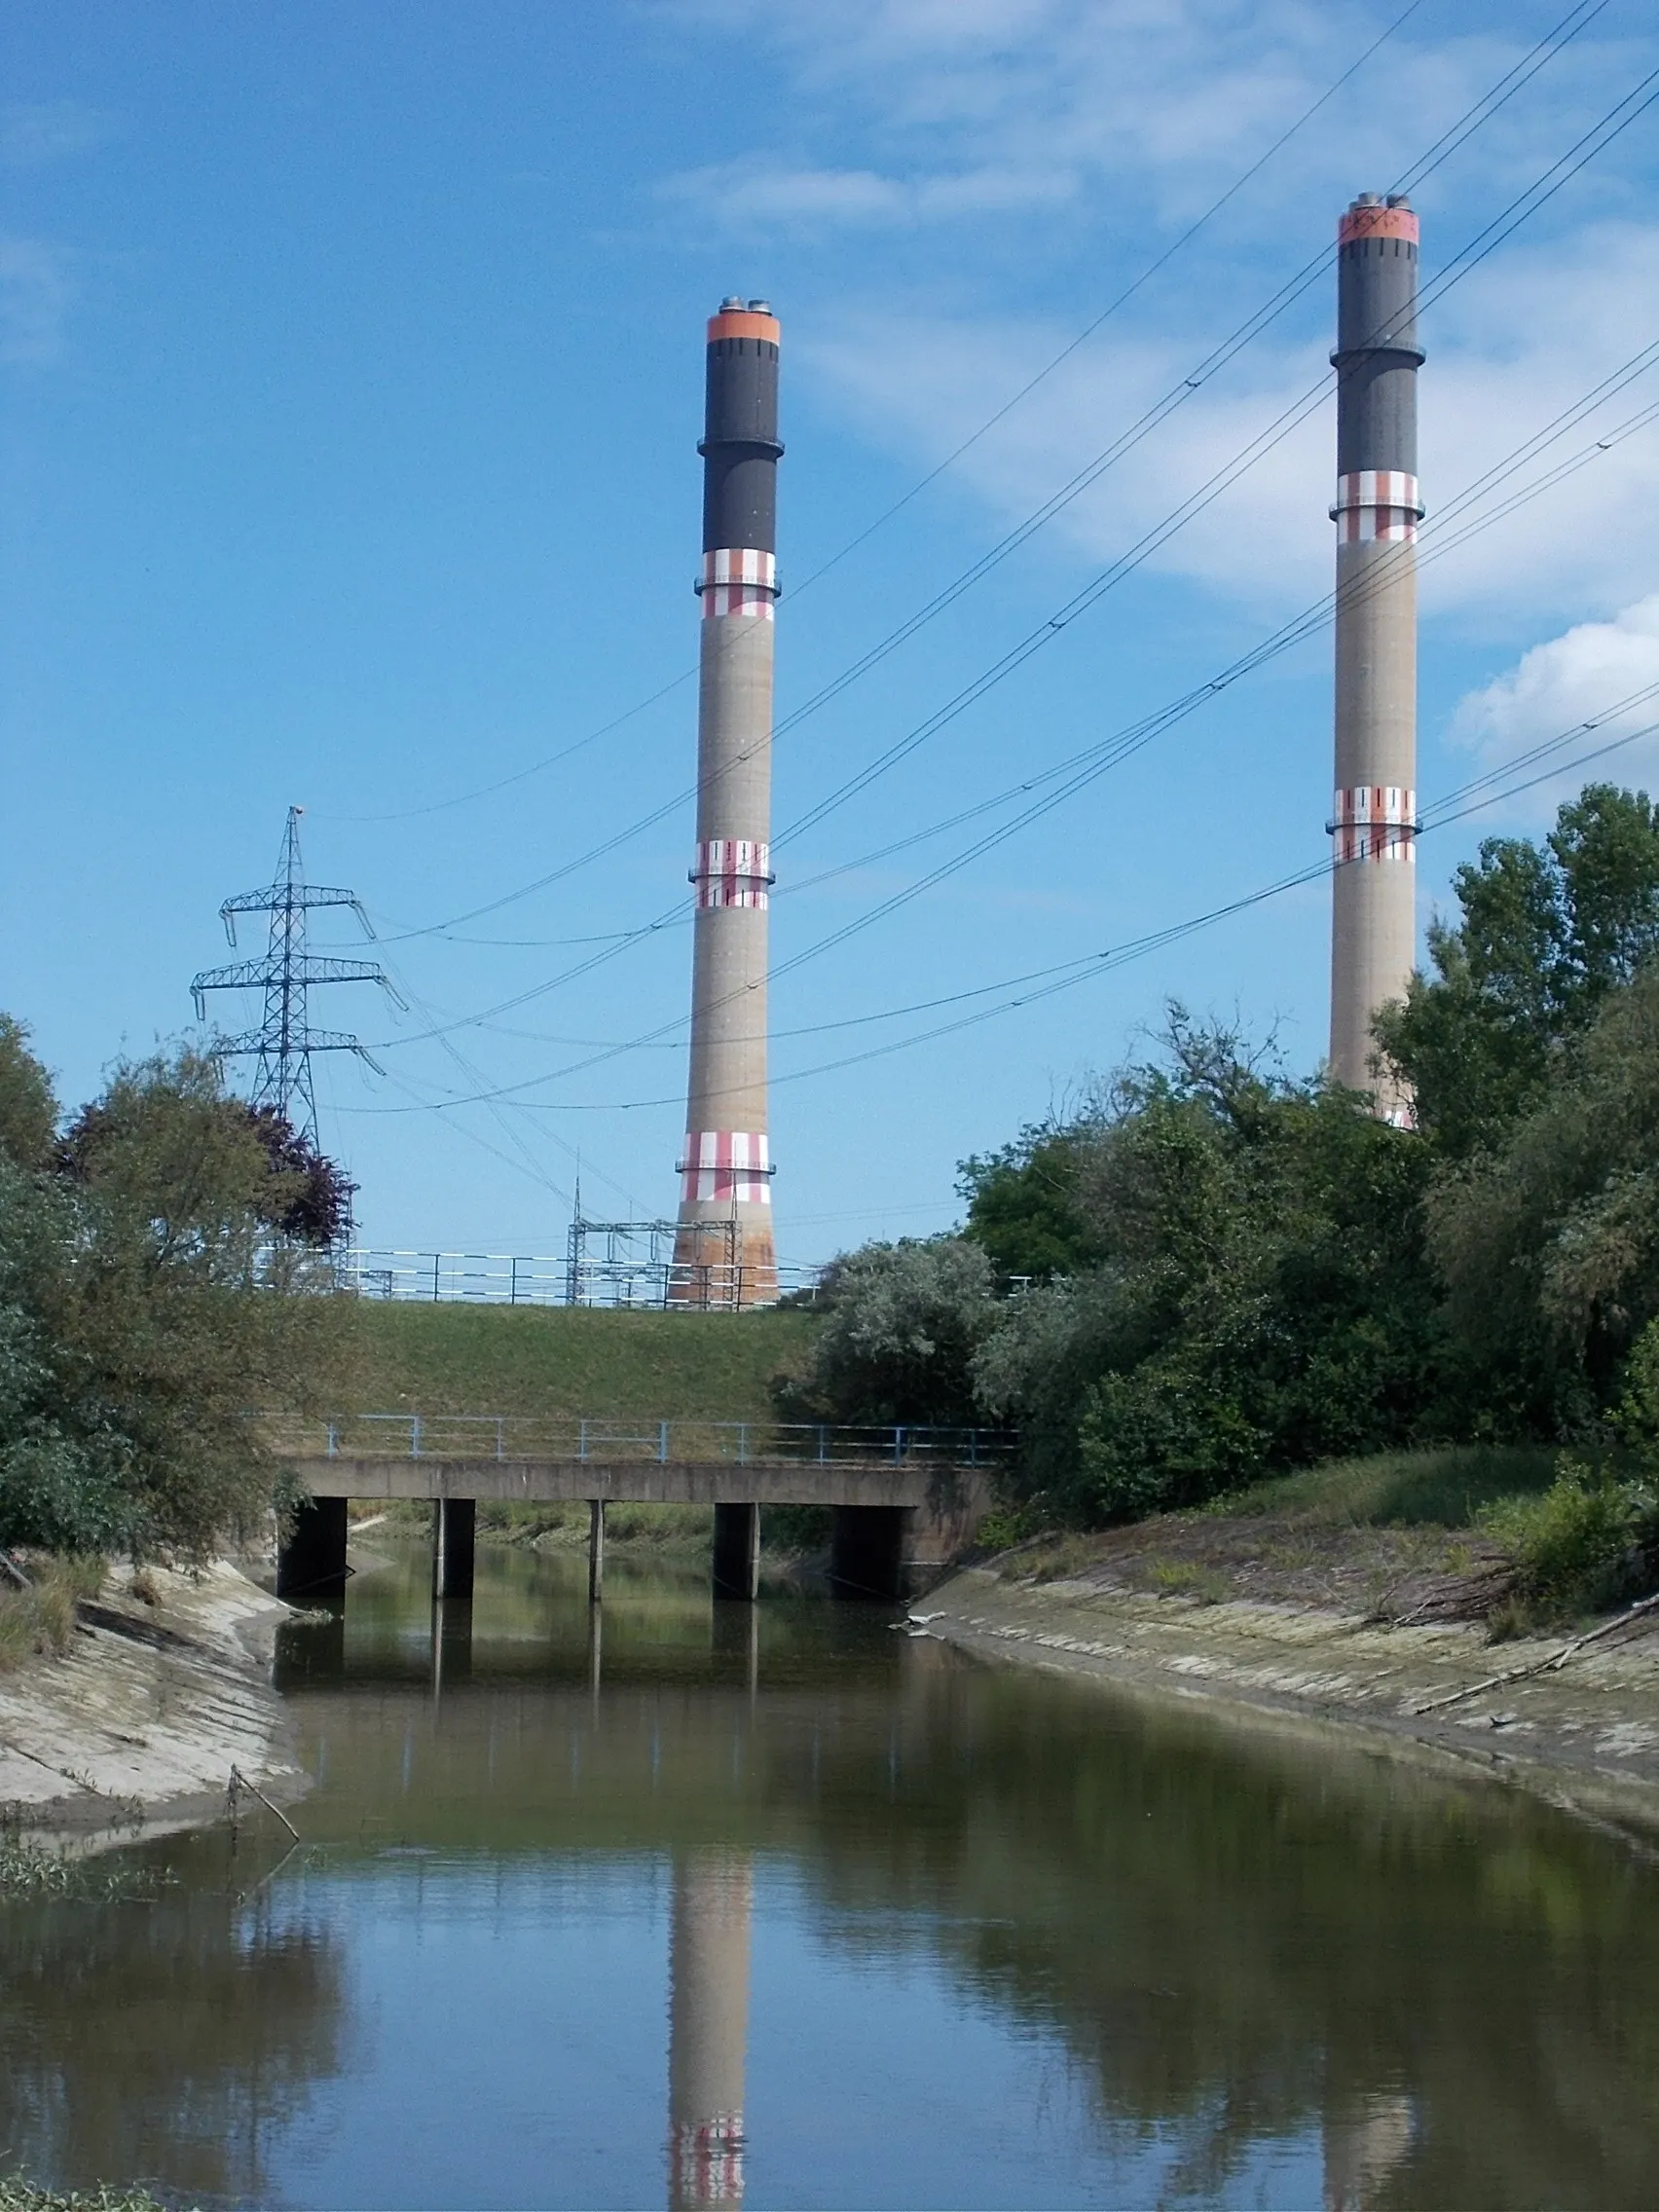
[287,1454,986,1514]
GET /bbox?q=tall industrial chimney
[668,1853,752,2208]
[1328,195,1422,1120]
[672,298,782,1307]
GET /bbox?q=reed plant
[0,1557,103,1673]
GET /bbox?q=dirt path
[923,1564,1659,1844]
[0,1561,304,1851]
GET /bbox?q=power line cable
[370,370,1659,1075]
[336,691,1659,1120]
[364,0,1606,917]
[322,0,1447,834]
[362,362,1659,1053]
[358,431,1659,1115]
[369,105,1659,1067]
[564,701,1659,1112]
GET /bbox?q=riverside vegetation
[0,1011,823,1631]
[6,786,1659,1667]
[0,1020,354,1565]
[0,1017,352,1630]
[783,785,1659,1629]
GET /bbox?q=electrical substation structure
[672,298,783,1310]
[1328,193,1423,1122]
[567,1208,742,1309]
[192,804,402,1148]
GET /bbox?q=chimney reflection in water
[668,1852,753,2208]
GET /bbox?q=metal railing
[332,1248,823,1309]
[270,1413,1011,1469]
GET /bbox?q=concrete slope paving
[0,1560,302,1849]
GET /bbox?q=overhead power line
[334,680,1659,1121]
[322,0,1449,833]
[394,362,1659,1057]
[369,155,1659,1070]
[360,0,1606,906]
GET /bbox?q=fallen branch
[227,1763,300,1843]
[1410,1589,1659,1716]
[0,1551,31,1592]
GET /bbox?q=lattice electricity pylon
[191,805,404,1145]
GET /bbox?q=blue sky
[4,0,1658,1265]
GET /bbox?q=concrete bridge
[274,1415,1003,1604]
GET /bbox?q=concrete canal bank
[924,1564,1659,1843]
[0,1561,303,1849]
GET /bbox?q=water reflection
[0,1842,342,2206]
[2,1541,1653,2209]
[1323,2097,1414,2212]
[669,1854,752,2208]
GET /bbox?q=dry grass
[0,1557,104,1674]
[1141,1557,1233,1604]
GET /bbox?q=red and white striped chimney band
[673,2116,745,2206]
[698,548,778,620]
[1330,787,1417,864]
[691,838,773,908]
[1332,785,1416,826]
[1331,471,1421,544]
[679,1131,773,1206]
[1332,826,1416,864]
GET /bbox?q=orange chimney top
[708,306,781,345]
[1339,199,1419,246]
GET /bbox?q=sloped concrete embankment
[924,1567,1659,1841]
[0,1561,304,1850]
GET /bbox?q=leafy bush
[1482,1457,1659,1621]
[778,1237,996,1427]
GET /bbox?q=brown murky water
[2,1539,1655,2208]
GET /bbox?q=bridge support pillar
[830,1505,908,1602]
[432,1497,476,1602]
[588,1498,606,1603]
[430,1595,472,1697]
[711,1502,759,1603]
[276,1496,349,1602]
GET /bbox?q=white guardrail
[274,1413,1012,1468]
[333,1248,824,1309]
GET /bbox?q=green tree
[1377,785,1659,1154]
[0,1030,350,1558]
[0,1017,56,1169]
[958,1119,1103,1283]
[1426,961,1659,1420]
[779,1237,996,1428]
[971,1014,1440,1522]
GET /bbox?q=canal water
[3,1540,1657,2210]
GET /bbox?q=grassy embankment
[997,1445,1634,1633]
[344,1303,822,1558]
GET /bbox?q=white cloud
[797,223,1659,625]
[662,155,1074,229]
[1449,596,1659,811]
[658,0,1659,653]
[656,1,1582,236]
[0,238,75,365]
